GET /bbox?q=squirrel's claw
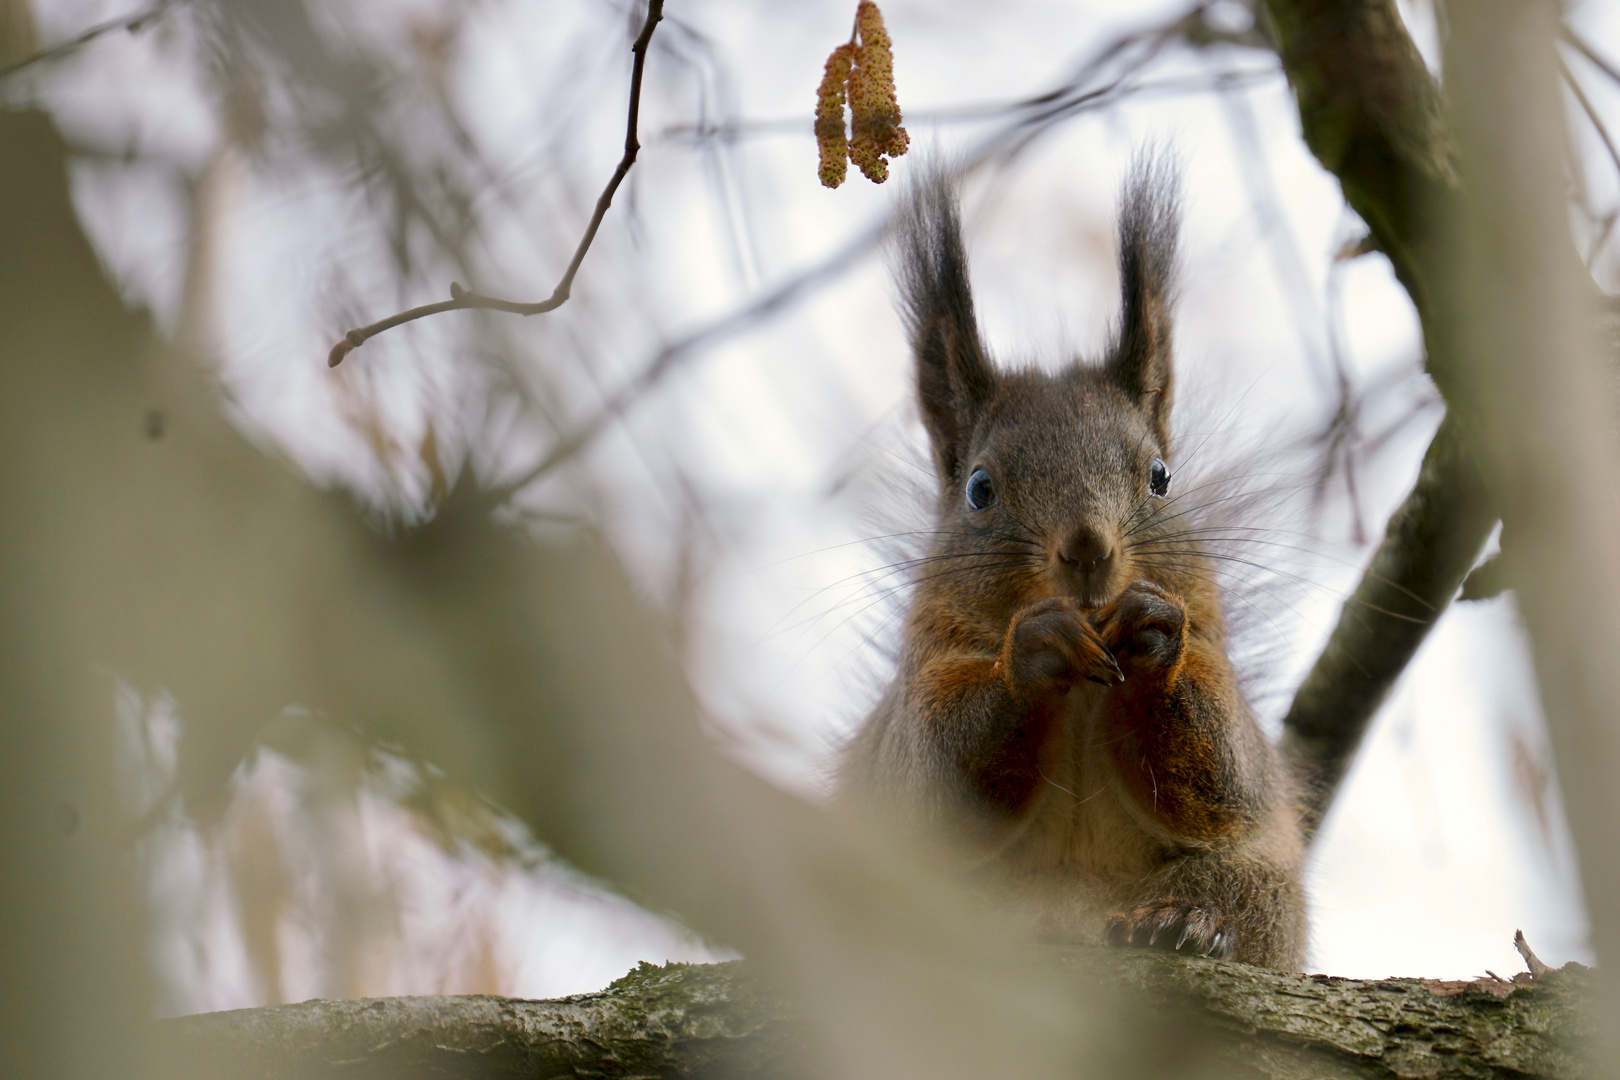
[1086,650,1126,685]
[1105,899,1237,960]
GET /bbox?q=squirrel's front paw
[1002,597,1122,696]
[1104,899,1236,960]
[1091,580,1186,673]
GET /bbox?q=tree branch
[1281,416,1495,837]
[1259,0,1457,348]
[158,953,1596,1080]
[325,0,665,368]
[1261,0,1504,819]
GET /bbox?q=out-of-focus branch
[160,953,1597,1080]
[656,68,1280,146]
[1274,0,1620,1065]
[0,0,184,82]
[1562,28,1620,95]
[325,0,665,368]
[4,103,1200,1080]
[1439,3,1620,1070]
[1281,417,1495,838]
[1561,58,1620,191]
[495,218,885,495]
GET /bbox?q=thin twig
[498,19,1242,490]
[1561,25,1620,92]
[1556,51,1620,267]
[655,67,1279,146]
[1559,56,1620,194]
[0,0,185,82]
[495,218,882,496]
[1514,930,1552,978]
[327,0,665,368]
[1216,75,1339,394]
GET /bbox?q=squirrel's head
[898,160,1184,612]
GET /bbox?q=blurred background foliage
[1,0,1616,1036]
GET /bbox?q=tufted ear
[898,175,995,482]
[1105,155,1180,447]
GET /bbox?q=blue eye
[1150,458,1171,498]
[965,468,997,511]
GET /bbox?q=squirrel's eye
[965,468,997,511]
[1149,458,1172,498]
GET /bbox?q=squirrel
[838,160,1307,970]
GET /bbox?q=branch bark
[158,954,1596,1080]
[1260,0,1456,343]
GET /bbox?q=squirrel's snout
[1059,526,1114,575]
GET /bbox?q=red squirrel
[839,161,1307,969]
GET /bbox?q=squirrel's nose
[1060,527,1113,573]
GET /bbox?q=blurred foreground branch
[162,953,1596,1080]
[1438,0,1620,1067]
[325,0,665,368]
[6,5,1610,1076]
[1267,0,1620,1066]
[0,104,1240,1080]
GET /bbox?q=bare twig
[326,0,665,368]
[1281,416,1496,839]
[1559,57,1620,200]
[1216,76,1340,394]
[656,67,1279,146]
[496,218,883,495]
[1515,929,1553,978]
[0,0,185,82]
[1557,47,1620,266]
[500,25,1266,488]
[1562,26,1620,92]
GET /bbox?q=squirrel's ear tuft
[1106,154,1180,446]
[897,172,995,481]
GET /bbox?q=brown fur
[839,162,1307,968]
